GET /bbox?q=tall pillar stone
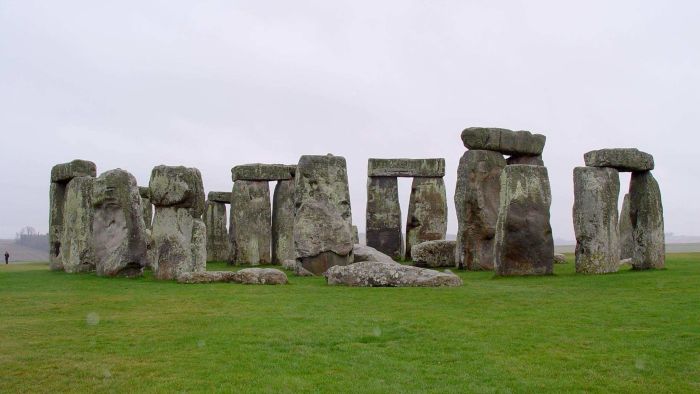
[494,165,554,276]
[294,154,354,275]
[629,171,665,269]
[61,176,95,273]
[405,177,447,260]
[573,167,620,274]
[454,150,506,270]
[366,176,402,260]
[230,180,272,265]
[619,193,634,260]
[272,179,295,264]
[204,200,230,262]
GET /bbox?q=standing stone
[573,167,621,274]
[60,176,95,273]
[352,226,359,244]
[139,187,153,229]
[405,177,447,260]
[629,172,665,269]
[494,165,554,276]
[204,200,230,261]
[150,165,207,280]
[294,154,354,275]
[366,176,403,260]
[230,180,271,265]
[272,179,295,264]
[92,169,149,277]
[619,193,634,259]
[454,150,506,270]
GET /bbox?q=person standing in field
[4,251,8,264]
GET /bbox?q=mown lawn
[1,254,699,393]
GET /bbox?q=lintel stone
[208,191,232,203]
[231,164,296,181]
[367,158,445,177]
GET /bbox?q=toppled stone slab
[51,159,97,183]
[231,164,296,181]
[619,193,634,259]
[411,240,456,268]
[461,127,546,156]
[554,253,567,264]
[405,177,447,260]
[366,176,403,259]
[149,165,206,216]
[324,262,462,287]
[272,179,295,264]
[230,180,271,265]
[584,148,654,172]
[233,268,288,285]
[177,271,237,284]
[282,259,314,276]
[367,158,446,177]
[208,191,232,204]
[353,244,397,264]
[630,171,665,269]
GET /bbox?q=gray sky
[0,0,698,240]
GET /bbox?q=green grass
[1,255,699,393]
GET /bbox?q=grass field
[1,255,699,393]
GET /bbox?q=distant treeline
[15,227,49,252]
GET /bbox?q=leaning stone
[454,150,506,270]
[61,176,95,273]
[272,179,295,264]
[51,159,96,183]
[151,207,207,280]
[461,128,546,156]
[294,155,354,275]
[232,268,288,285]
[282,259,314,276]
[49,182,67,270]
[507,155,544,166]
[584,148,654,172]
[573,167,621,274]
[352,226,359,244]
[149,165,206,217]
[619,194,634,259]
[630,171,665,269]
[366,176,403,259]
[207,191,232,204]
[553,253,567,264]
[177,271,237,284]
[411,240,456,268]
[92,169,149,277]
[231,164,296,181]
[230,180,271,265]
[494,165,554,276]
[367,158,445,177]
[324,262,462,287]
[353,244,397,264]
[204,200,230,261]
[405,177,448,260]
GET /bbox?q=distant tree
[15,227,49,252]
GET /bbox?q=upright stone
[272,179,295,264]
[454,150,506,270]
[139,187,153,229]
[494,165,554,276]
[352,226,359,244]
[92,169,149,277]
[204,200,230,261]
[573,167,621,274]
[294,154,354,275]
[366,176,403,260]
[61,176,95,273]
[405,177,447,260]
[619,193,634,259]
[629,172,665,269]
[230,180,271,265]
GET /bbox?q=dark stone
[229,180,271,265]
[231,164,296,181]
[461,127,546,155]
[367,158,445,177]
[584,148,654,172]
[630,171,665,269]
[272,179,295,264]
[51,159,96,183]
[405,177,447,259]
[366,176,403,260]
[207,191,232,204]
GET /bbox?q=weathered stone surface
[204,200,230,261]
[151,207,207,280]
[230,180,271,265]
[61,177,95,273]
[630,171,665,269]
[584,148,654,172]
[272,179,295,264]
[507,155,544,166]
[366,176,403,259]
[553,253,567,264]
[282,259,314,276]
[141,196,153,230]
[367,158,445,177]
[454,150,506,270]
[49,182,67,270]
[324,262,462,287]
[411,240,456,268]
[294,155,354,275]
[231,164,296,181]
[352,226,359,244]
[494,165,554,276]
[405,177,448,260]
[51,159,96,183]
[573,167,621,274]
[207,191,232,204]
[353,244,397,264]
[232,268,288,285]
[619,193,634,259]
[461,127,546,156]
[138,187,150,199]
[177,271,237,284]
[92,169,149,278]
[149,165,206,217]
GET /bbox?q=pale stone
[367,158,445,177]
[411,240,456,268]
[177,271,237,284]
[324,262,462,287]
[61,176,95,273]
[149,165,206,217]
[630,171,665,269]
[231,164,296,181]
[553,253,567,264]
[272,179,295,264]
[366,176,403,259]
[151,207,207,280]
[230,180,271,265]
[353,244,397,264]
[584,148,654,172]
[204,200,230,261]
[352,226,359,244]
[232,268,288,285]
[461,127,546,156]
[405,177,447,260]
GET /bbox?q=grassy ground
[1,255,699,393]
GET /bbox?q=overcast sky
[0,1,698,240]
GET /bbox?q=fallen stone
[282,259,314,276]
[231,164,296,181]
[494,165,554,276]
[619,193,634,259]
[204,200,230,261]
[366,176,403,259]
[454,150,506,270]
[573,167,620,274]
[507,155,544,166]
[272,179,295,264]
[230,180,271,265]
[411,240,456,268]
[177,271,237,284]
[232,268,288,285]
[61,176,95,273]
[353,244,397,264]
[405,177,447,260]
[367,158,446,177]
[584,148,654,172]
[149,165,206,217]
[207,191,232,204]
[461,127,546,156]
[51,159,97,183]
[553,253,567,264]
[629,171,665,269]
[324,262,462,287]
